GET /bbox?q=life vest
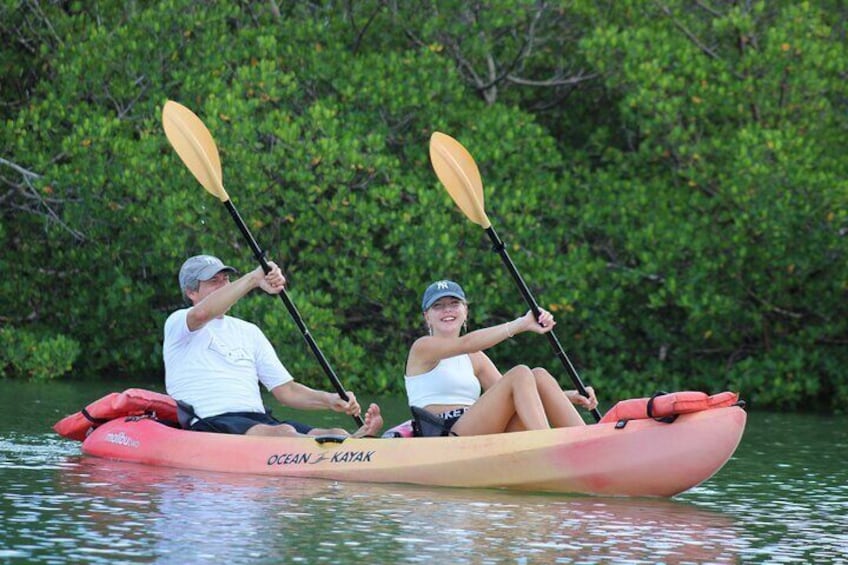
[599,390,741,426]
[53,388,179,441]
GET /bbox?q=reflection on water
[367,488,744,564]
[1,390,847,564]
[8,456,744,564]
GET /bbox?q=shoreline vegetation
[1,2,845,413]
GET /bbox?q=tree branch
[0,157,86,242]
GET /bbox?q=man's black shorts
[190,411,314,435]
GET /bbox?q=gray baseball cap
[421,280,466,311]
[178,254,237,294]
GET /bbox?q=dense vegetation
[2,1,845,412]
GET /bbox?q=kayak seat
[410,406,457,437]
[381,420,415,438]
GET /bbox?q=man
[164,254,382,437]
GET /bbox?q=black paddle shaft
[223,200,364,427]
[484,226,602,422]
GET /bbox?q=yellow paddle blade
[162,100,229,202]
[429,131,491,229]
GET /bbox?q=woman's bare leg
[452,365,549,435]
[504,413,526,432]
[532,367,586,427]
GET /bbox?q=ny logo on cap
[436,281,450,290]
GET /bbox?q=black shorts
[439,407,470,431]
[190,411,314,435]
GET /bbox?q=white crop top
[405,354,481,408]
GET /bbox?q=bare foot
[351,403,383,438]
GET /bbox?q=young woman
[404,280,597,436]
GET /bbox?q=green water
[1,381,846,564]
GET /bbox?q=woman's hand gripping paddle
[162,100,363,427]
[429,131,601,422]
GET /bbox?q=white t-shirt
[163,308,293,418]
[404,354,481,408]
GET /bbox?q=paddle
[161,99,364,427]
[429,131,602,422]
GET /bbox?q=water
[1,381,846,564]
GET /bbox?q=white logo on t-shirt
[208,334,252,366]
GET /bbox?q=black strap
[647,391,678,424]
[81,407,110,425]
[615,391,677,429]
[176,400,200,429]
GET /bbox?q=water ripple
[2,408,847,564]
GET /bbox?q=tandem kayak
[56,390,746,497]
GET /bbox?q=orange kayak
[76,405,746,497]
